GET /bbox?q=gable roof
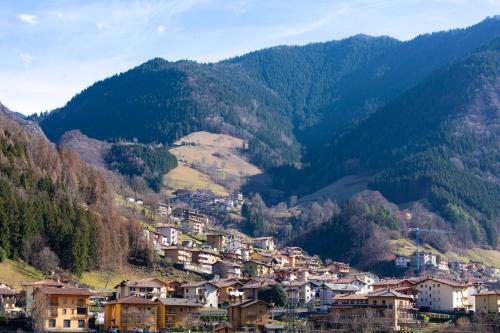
[473,290,500,296]
[158,297,203,307]
[229,299,271,308]
[334,293,368,301]
[212,280,244,288]
[322,283,359,292]
[36,287,91,296]
[333,278,366,285]
[114,278,166,289]
[368,288,413,299]
[181,281,219,289]
[372,279,415,287]
[418,277,469,288]
[107,295,158,305]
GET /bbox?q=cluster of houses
[3,271,500,332]
[395,252,500,282]
[170,190,244,218]
[2,205,499,332]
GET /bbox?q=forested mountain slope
[38,17,500,168]
[280,38,500,249]
[0,104,144,276]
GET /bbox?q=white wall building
[415,278,474,311]
[156,224,181,245]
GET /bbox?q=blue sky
[1,0,500,115]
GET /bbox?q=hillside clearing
[164,165,228,196]
[0,259,44,289]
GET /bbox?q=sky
[1,0,500,115]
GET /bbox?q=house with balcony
[158,298,203,328]
[253,237,276,252]
[23,279,66,315]
[156,224,181,245]
[163,246,193,264]
[415,277,475,311]
[318,283,359,307]
[104,295,159,332]
[191,249,222,268]
[244,260,274,278]
[213,260,243,279]
[283,281,317,306]
[32,287,91,332]
[114,278,169,300]
[324,289,417,331]
[181,281,219,308]
[212,279,245,305]
[228,299,271,330]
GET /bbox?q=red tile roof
[37,287,91,296]
[107,295,158,305]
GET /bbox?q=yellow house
[244,260,274,278]
[228,299,271,329]
[157,298,203,328]
[104,295,159,332]
[327,289,417,331]
[474,290,500,313]
[32,287,91,332]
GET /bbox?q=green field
[0,259,44,289]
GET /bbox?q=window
[48,319,56,328]
[63,320,71,328]
[373,300,377,305]
[78,320,85,328]
[63,297,67,304]
[63,309,67,315]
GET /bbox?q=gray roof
[158,298,204,306]
[322,283,359,292]
[368,288,413,299]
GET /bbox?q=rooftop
[107,295,157,305]
[36,287,91,296]
[158,297,203,307]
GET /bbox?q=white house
[253,237,276,251]
[335,278,373,294]
[415,278,475,311]
[283,281,317,305]
[156,224,181,245]
[181,281,219,308]
[318,283,359,307]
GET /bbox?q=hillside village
[1,196,499,333]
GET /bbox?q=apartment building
[104,295,159,332]
[32,287,91,332]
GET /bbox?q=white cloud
[19,53,33,68]
[157,25,166,33]
[17,14,38,25]
[96,22,110,31]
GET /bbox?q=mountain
[37,17,500,170]
[280,37,500,249]
[0,103,145,275]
